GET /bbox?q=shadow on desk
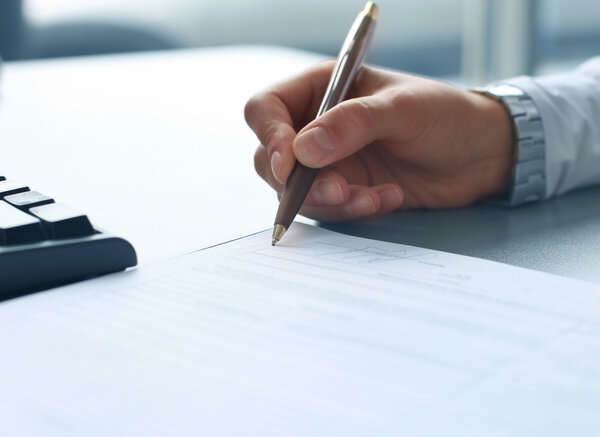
[322,186,600,283]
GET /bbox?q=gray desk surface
[324,186,600,284]
[3,47,599,284]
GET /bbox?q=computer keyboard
[0,175,137,299]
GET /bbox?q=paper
[1,223,599,436]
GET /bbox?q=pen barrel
[275,164,318,229]
[274,3,377,232]
[316,10,377,117]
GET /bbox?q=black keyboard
[0,176,137,299]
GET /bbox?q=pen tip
[272,224,287,246]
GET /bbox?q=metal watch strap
[473,85,546,206]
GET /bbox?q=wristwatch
[472,85,546,206]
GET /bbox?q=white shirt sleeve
[504,57,600,198]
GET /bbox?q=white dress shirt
[506,57,600,199]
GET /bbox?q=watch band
[472,85,546,206]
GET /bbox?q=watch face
[488,84,526,98]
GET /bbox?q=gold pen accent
[363,1,377,19]
[272,224,286,246]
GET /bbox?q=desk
[325,186,600,283]
[2,46,599,282]
[1,46,322,264]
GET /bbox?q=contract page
[0,223,599,436]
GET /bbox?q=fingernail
[311,180,344,205]
[295,127,336,163]
[378,187,403,206]
[344,194,376,216]
[271,151,283,183]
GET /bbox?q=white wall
[25,0,462,50]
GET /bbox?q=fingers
[246,104,296,185]
[292,94,403,169]
[299,184,404,222]
[245,61,336,183]
[254,144,285,192]
[255,144,403,220]
[254,144,350,206]
[248,62,409,221]
[245,62,404,183]
[305,172,350,205]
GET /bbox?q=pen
[272,1,378,246]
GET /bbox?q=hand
[245,61,514,221]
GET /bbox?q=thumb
[292,96,395,168]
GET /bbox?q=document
[1,223,599,436]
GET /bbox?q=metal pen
[272,1,378,245]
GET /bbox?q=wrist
[468,91,516,199]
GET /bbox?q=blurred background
[0,0,599,85]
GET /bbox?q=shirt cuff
[502,57,600,199]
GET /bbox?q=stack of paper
[1,223,598,436]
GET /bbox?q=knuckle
[385,90,426,141]
[243,92,266,125]
[262,124,281,154]
[332,98,375,137]
[253,146,267,175]
[312,59,337,73]
[351,99,376,129]
[243,97,257,124]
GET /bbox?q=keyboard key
[30,202,95,239]
[5,191,55,210]
[0,180,29,198]
[0,201,44,245]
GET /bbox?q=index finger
[244,61,336,183]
